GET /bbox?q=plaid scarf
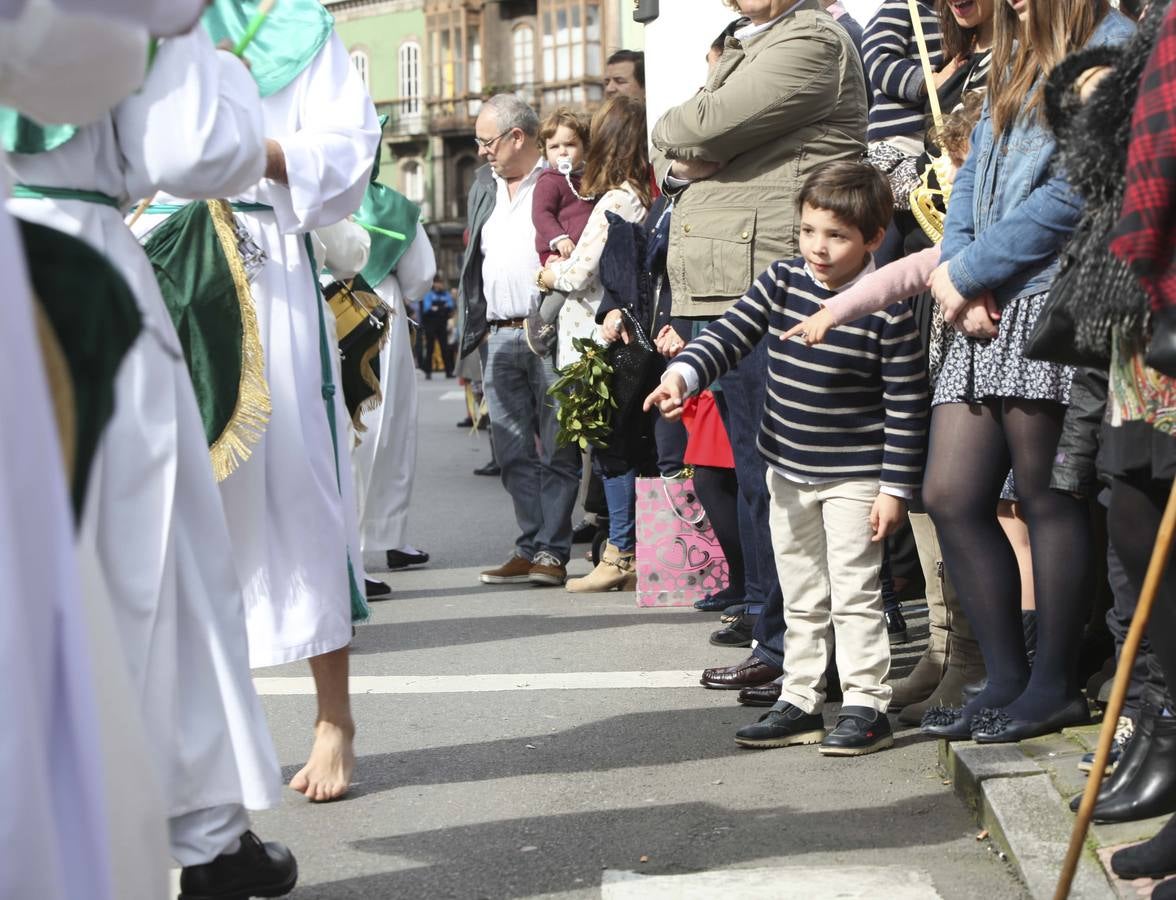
[1110,4,1176,313]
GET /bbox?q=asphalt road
[247,375,1029,900]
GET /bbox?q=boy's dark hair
[796,161,893,240]
[606,49,645,88]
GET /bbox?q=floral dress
[548,181,647,370]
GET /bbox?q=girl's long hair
[936,0,987,61]
[580,94,652,208]
[988,0,1110,136]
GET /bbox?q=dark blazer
[457,164,497,358]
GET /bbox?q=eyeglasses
[474,128,515,151]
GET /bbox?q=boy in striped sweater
[645,162,929,756]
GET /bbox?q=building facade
[325,0,641,283]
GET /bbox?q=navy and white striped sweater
[674,258,929,490]
[862,0,943,142]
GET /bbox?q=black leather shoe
[970,696,1091,744]
[179,830,297,900]
[820,706,894,756]
[456,416,473,428]
[1111,814,1176,880]
[709,612,753,648]
[473,462,501,477]
[886,608,909,644]
[695,592,744,612]
[385,547,429,569]
[700,654,784,690]
[1086,710,1176,823]
[738,681,782,707]
[365,578,391,600]
[734,703,826,748]
[921,705,974,741]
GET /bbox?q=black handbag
[606,308,663,414]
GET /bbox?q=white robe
[6,24,282,847]
[0,8,158,900]
[353,221,435,556]
[208,33,380,667]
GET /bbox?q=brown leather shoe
[480,555,533,584]
[738,681,782,706]
[700,655,784,690]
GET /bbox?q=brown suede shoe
[700,655,784,690]
[528,551,568,586]
[479,555,533,584]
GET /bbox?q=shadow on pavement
[352,611,708,654]
[297,793,964,899]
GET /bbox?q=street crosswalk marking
[253,670,702,695]
[601,865,943,899]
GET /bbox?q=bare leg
[997,499,1035,611]
[289,646,355,802]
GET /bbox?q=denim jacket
[940,11,1134,307]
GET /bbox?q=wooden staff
[1055,477,1176,899]
[127,0,278,229]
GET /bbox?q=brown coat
[652,1,868,316]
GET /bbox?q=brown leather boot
[898,632,986,725]
[566,543,636,593]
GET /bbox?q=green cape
[0,108,76,154]
[356,183,420,287]
[202,0,333,97]
[20,220,142,519]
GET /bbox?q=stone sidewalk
[941,724,1171,899]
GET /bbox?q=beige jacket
[652,1,868,316]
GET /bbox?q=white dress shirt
[481,156,547,322]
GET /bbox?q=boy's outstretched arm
[643,371,688,421]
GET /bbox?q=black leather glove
[1146,306,1176,378]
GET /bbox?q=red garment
[681,391,735,469]
[532,168,596,259]
[1110,4,1176,313]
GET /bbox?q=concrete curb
[941,739,1117,900]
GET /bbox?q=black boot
[1022,610,1038,668]
[1080,706,1176,824]
[1071,702,1156,813]
[179,831,297,900]
[1112,813,1176,880]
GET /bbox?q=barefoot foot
[289,719,355,802]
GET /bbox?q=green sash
[305,235,369,624]
[142,200,270,481]
[0,108,76,154]
[356,183,420,288]
[19,221,142,520]
[202,0,333,97]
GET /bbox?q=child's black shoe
[734,702,826,749]
[819,706,894,757]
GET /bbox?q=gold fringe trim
[206,200,271,482]
[32,294,77,480]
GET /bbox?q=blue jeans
[715,338,786,668]
[484,327,581,563]
[601,466,637,553]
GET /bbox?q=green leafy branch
[548,336,617,450]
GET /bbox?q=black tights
[923,399,1091,720]
[693,465,746,601]
[1108,472,1176,705]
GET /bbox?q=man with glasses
[458,93,581,587]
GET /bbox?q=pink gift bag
[634,476,729,608]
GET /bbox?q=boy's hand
[556,237,575,259]
[869,493,907,542]
[643,372,687,421]
[781,307,835,346]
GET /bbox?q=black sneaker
[819,706,894,756]
[886,608,909,644]
[179,830,297,900]
[734,702,826,749]
[709,611,754,648]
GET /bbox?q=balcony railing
[375,99,428,137]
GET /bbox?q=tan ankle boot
[566,543,636,593]
[888,625,948,711]
[897,633,986,725]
